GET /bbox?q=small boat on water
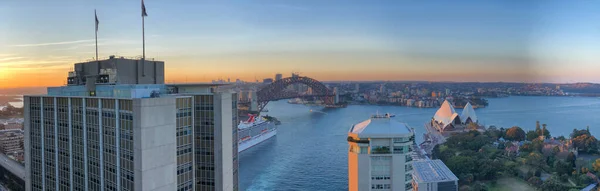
[371,111,395,118]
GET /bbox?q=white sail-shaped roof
[433,100,460,126]
[461,102,478,123]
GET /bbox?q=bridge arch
[256,76,334,112]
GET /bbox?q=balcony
[371,146,390,154]
[406,155,413,162]
[347,136,369,144]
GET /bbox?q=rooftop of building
[167,82,231,87]
[349,118,412,137]
[412,159,459,183]
[41,83,231,99]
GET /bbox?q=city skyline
[2,0,600,88]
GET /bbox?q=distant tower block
[250,90,258,112]
[334,87,340,104]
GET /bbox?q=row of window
[177,145,193,156]
[177,163,193,175]
[371,184,391,189]
[371,176,390,180]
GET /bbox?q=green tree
[446,155,476,175]
[526,130,538,141]
[567,152,576,167]
[577,174,594,185]
[541,178,568,191]
[526,152,544,167]
[552,146,560,155]
[520,143,533,153]
[571,128,591,139]
[531,139,544,153]
[485,126,501,140]
[554,160,573,175]
[528,176,542,187]
[541,124,551,138]
[593,158,600,172]
[505,126,526,141]
[459,173,474,184]
[478,159,502,180]
[572,134,598,153]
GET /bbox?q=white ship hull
[238,128,277,153]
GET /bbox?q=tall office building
[275,73,282,81]
[347,118,415,191]
[24,57,238,191]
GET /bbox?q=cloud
[11,39,97,47]
[0,57,24,62]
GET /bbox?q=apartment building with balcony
[348,117,416,191]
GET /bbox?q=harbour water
[239,96,600,191]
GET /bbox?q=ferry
[238,114,277,152]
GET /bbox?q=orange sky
[0,57,576,89]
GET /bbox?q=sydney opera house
[431,100,478,132]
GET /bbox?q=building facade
[348,118,415,191]
[0,130,24,154]
[24,57,238,191]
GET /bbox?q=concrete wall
[392,155,406,191]
[357,154,370,191]
[213,92,235,191]
[133,97,177,191]
[74,58,164,85]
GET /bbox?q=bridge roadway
[0,152,25,181]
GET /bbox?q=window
[371,146,390,154]
[393,147,405,154]
[360,146,369,154]
[371,184,391,190]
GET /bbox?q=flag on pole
[142,0,148,17]
[95,10,99,32]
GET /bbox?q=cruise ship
[238,114,277,152]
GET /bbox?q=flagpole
[95,9,98,61]
[142,10,145,60]
[141,0,146,76]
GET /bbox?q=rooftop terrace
[412,159,459,183]
[349,118,412,137]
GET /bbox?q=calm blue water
[239,96,600,191]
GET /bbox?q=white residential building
[348,118,415,191]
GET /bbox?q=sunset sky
[1,0,600,88]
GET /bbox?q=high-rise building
[275,73,282,81]
[411,160,458,191]
[0,129,24,154]
[24,57,238,191]
[347,118,415,191]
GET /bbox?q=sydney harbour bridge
[233,75,341,113]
